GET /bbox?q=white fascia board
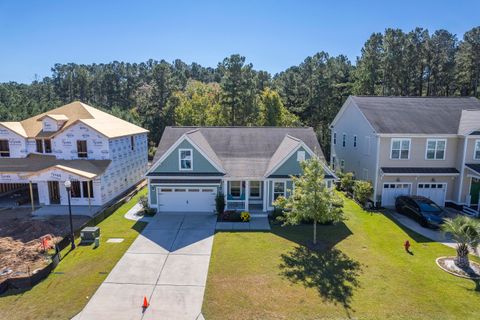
[378,133,459,138]
[381,172,460,177]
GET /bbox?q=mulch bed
[217,211,246,222]
[436,256,480,279]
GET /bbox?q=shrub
[139,195,149,210]
[240,211,250,222]
[215,192,226,214]
[353,180,373,206]
[340,172,355,193]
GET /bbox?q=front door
[470,178,480,205]
[48,181,60,204]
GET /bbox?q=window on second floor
[426,139,446,160]
[331,155,336,170]
[77,140,88,158]
[340,159,345,171]
[342,133,347,147]
[36,139,43,153]
[179,149,192,170]
[475,140,480,160]
[353,135,357,148]
[44,139,52,153]
[391,138,410,160]
[131,136,135,151]
[333,132,337,145]
[297,150,306,162]
[0,140,10,157]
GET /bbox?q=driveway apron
[78,213,216,320]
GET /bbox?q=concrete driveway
[77,212,216,320]
[386,209,479,255]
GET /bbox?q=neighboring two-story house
[330,96,480,212]
[0,101,148,208]
[146,127,335,213]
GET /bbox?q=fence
[0,182,144,295]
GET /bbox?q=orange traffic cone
[142,296,149,308]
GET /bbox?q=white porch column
[262,180,268,212]
[222,180,227,209]
[245,180,249,211]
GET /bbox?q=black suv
[395,195,445,229]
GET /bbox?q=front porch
[223,180,267,212]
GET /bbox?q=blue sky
[0,0,478,83]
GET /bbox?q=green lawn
[0,188,147,320]
[203,196,480,320]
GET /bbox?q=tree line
[0,26,478,155]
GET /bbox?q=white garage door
[157,187,217,212]
[382,183,411,207]
[417,183,446,207]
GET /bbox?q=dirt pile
[0,219,65,279]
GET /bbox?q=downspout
[457,136,468,204]
[373,133,381,207]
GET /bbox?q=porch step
[462,206,479,218]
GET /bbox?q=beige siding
[331,99,378,181]
[379,136,459,168]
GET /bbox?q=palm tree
[441,216,480,268]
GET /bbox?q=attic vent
[297,151,306,162]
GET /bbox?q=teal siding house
[146,127,336,213]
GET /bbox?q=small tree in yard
[339,172,355,194]
[353,180,373,207]
[441,216,480,268]
[273,157,344,245]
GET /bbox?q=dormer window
[39,114,68,132]
[179,149,193,170]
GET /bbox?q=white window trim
[178,148,193,171]
[333,132,337,145]
[425,139,447,160]
[474,139,480,160]
[353,135,357,148]
[342,133,347,147]
[390,138,411,160]
[249,181,262,199]
[272,181,286,200]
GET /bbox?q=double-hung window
[0,140,10,157]
[179,149,192,170]
[36,139,44,153]
[250,181,261,198]
[333,132,337,145]
[391,138,410,160]
[342,133,346,147]
[353,135,357,148]
[475,140,480,160]
[426,139,446,160]
[77,140,88,158]
[230,181,241,197]
[44,139,52,153]
[273,181,286,200]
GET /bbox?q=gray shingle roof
[351,96,480,134]
[465,164,480,175]
[153,127,324,178]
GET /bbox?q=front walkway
[77,212,216,320]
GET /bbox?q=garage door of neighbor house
[417,183,446,207]
[157,187,217,212]
[381,183,411,207]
